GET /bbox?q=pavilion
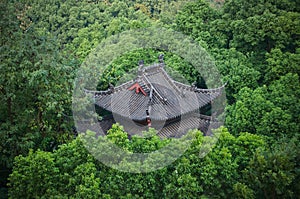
[84,55,225,138]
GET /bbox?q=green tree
[8,138,104,198]
[175,0,227,48]
[198,130,238,198]
[223,0,299,53]
[212,48,261,104]
[0,30,75,166]
[8,150,59,198]
[268,73,300,125]
[242,141,299,198]
[165,173,199,198]
[226,86,297,139]
[265,48,300,83]
[0,0,75,171]
[233,182,255,199]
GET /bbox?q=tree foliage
[2,0,300,198]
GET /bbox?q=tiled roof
[85,63,225,122]
[76,113,221,138]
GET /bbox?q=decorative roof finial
[191,82,197,91]
[138,60,144,68]
[138,60,144,76]
[158,54,164,67]
[109,83,114,93]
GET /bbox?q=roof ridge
[84,80,134,96]
[194,84,226,93]
[143,63,161,72]
[142,74,167,103]
[159,67,183,96]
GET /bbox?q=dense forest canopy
[0,0,299,198]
